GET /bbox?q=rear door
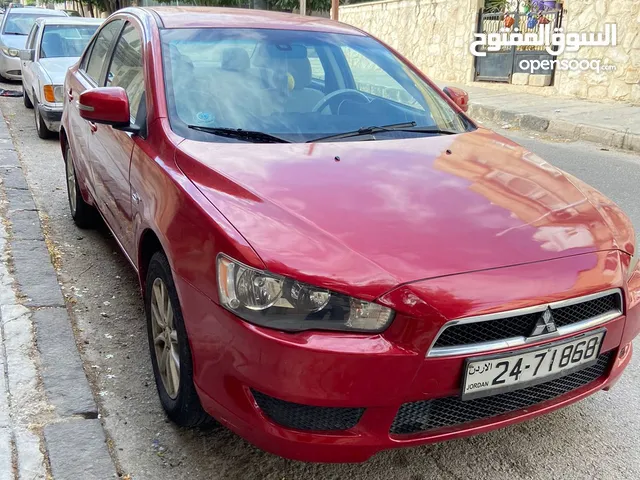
[65,18,124,204]
[91,21,145,259]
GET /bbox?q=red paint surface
[60,7,640,462]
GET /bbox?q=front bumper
[0,52,21,79]
[174,252,640,463]
[38,104,62,132]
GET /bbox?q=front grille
[390,351,612,435]
[252,390,364,431]
[433,292,621,349]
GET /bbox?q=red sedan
[60,7,640,463]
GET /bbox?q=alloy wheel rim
[66,154,77,215]
[150,277,180,399]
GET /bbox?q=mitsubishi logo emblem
[530,308,557,337]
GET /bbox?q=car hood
[177,128,620,299]
[0,34,27,49]
[39,57,78,84]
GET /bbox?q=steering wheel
[312,89,371,113]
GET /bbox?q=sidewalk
[439,81,640,153]
[0,116,118,478]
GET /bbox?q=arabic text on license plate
[461,330,605,401]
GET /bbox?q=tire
[34,101,53,139]
[64,144,96,229]
[145,251,213,428]
[23,85,33,109]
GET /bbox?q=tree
[272,0,330,13]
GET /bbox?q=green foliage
[485,0,508,13]
[273,0,330,12]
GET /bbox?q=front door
[21,23,39,96]
[91,21,146,260]
[67,18,125,205]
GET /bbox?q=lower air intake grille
[252,390,365,431]
[390,351,612,435]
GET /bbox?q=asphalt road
[1,85,639,479]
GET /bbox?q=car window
[340,46,423,110]
[25,22,38,49]
[85,19,123,85]
[307,46,325,86]
[106,23,144,124]
[80,37,95,71]
[3,13,48,35]
[161,28,468,143]
[40,24,99,59]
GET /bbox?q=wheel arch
[138,227,167,293]
[59,125,68,157]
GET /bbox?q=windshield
[161,28,470,143]
[4,13,48,35]
[40,24,98,58]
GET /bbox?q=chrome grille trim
[427,288,623,358]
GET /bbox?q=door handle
[89,122,97,133]
[67,88,73,102]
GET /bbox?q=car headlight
[217,255,394,333]
[43,84,64,103]
[1,47,19,57]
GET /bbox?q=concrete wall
[339,0,480,84]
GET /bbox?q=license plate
[461,330,605,401]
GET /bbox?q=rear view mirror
[19,49,34,61]
[78,86,137,133]
[443,86,469,113]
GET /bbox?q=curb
[0,115,118,478]
[468,103,640,153]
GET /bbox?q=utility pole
[331,0,338,20]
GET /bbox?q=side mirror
[19,49,34,61]
[78,87,136,132]
[443,86,469,113]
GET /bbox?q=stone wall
[339,0,481,84]
[554,0,640,103]
[339,0,640,104]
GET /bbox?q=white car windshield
[4,13,47,35]
[161,28,469,143]
[40,24,99,58]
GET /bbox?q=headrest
[287,57,312,89]
[221,47,250,72]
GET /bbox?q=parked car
[20,17,102,138]
[60,7,640,463]
[0,6,66,80]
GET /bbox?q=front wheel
[23,85,33,109]
[145,251,213,427]
[34,102,53,139]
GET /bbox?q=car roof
[36,17,103,26]
[144,7,365,36]
[8,7,67,16]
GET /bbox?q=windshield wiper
[308,122,459,143]
[187,125,290,144]
[4,32,26,35]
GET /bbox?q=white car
[0,7,67,81]
[20,17,102,138]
